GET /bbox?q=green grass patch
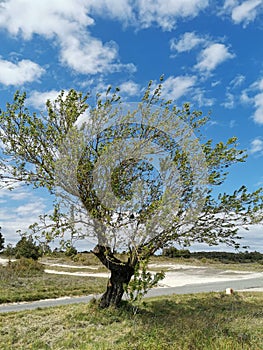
[0,259,107,303]
[0,274,107,303]
[0,292,262,349]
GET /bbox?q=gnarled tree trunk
[93,245,136,308]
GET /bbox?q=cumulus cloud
[160,75,197,101]
[0,58,44,86]
[170,32,207,53]
[119,81,140,96]
[222,0,263,26]
[27,90,62,110]
[250,138,263,154]
[0,0,209,75]
[232,0,262,24]
[133,0,209,30]
[88,0,209,30]
[85,0,134,24]
[194,43,235,74]
[0,0,134,75]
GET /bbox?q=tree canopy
[1,80,262,306]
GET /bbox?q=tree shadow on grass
[118,292,263,350]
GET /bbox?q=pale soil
[1,257,262,291]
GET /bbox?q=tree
[15,235,41,260]
[0,80,262,307]
[0,227,4,252]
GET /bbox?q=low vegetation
[0,252,262,305]
[0,292,262,349]
[0,258,106,303]
[162,247,263,264]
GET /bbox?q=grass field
[0,292,262,350]
[0,255,262,349]
[0,274,107,304]
[0,258,107,303]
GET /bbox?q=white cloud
[27,90,62,110]
[15,201,46,218]
[0,0,93,39]
[87,0,209,30]
[160,75,197,101]
[170,32,206,53]
[134,0,209,30]
[237,225,263,252]
[253,92,263,124]
[232,0,262,25]
[195,43,235,73]
[0,0,210,75]
[0,187,50,245]
[242,77,263,124]
[258,78,263,90]
[0,58,44,86]
[222,92,235,108]
[230,74,245,88]
[119,81,140,96]
[221,0,263,26]
[192,89,215,107]
[85,0,134,24]
[0,0,134,75]
[240,90,251,103]
[250,138,263,154]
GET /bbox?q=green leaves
[124,257,165,306]
[1,82,263,256]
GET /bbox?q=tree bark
[92,245,136,308]
[99,263,134,308]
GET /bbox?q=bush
[0,258,44,279]
[15,236,42,260]
[64,245,78,257]
[3,243,16,257]
[162,247,191,258]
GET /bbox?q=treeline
[162,247,263,263]
[1,235,77,260]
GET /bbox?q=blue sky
[0,0,263,252]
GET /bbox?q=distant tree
[64,243,78,257]
[3,243,16,258]
[15,235,41,260]
[1,80,263,307]
[0,227,4,252]
[162,247,191,258]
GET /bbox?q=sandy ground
[0,258,15,265]
[1,258,263,291]
[148,263,263,288]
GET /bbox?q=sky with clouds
[0,0,263,252]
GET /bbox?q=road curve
[0,276,262,314]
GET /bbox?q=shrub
[0,258,44,279]
[64,245,78,257]
[15,236,42,260]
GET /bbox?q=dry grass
[0,292,262,349]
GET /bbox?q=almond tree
[0,81,262,307]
